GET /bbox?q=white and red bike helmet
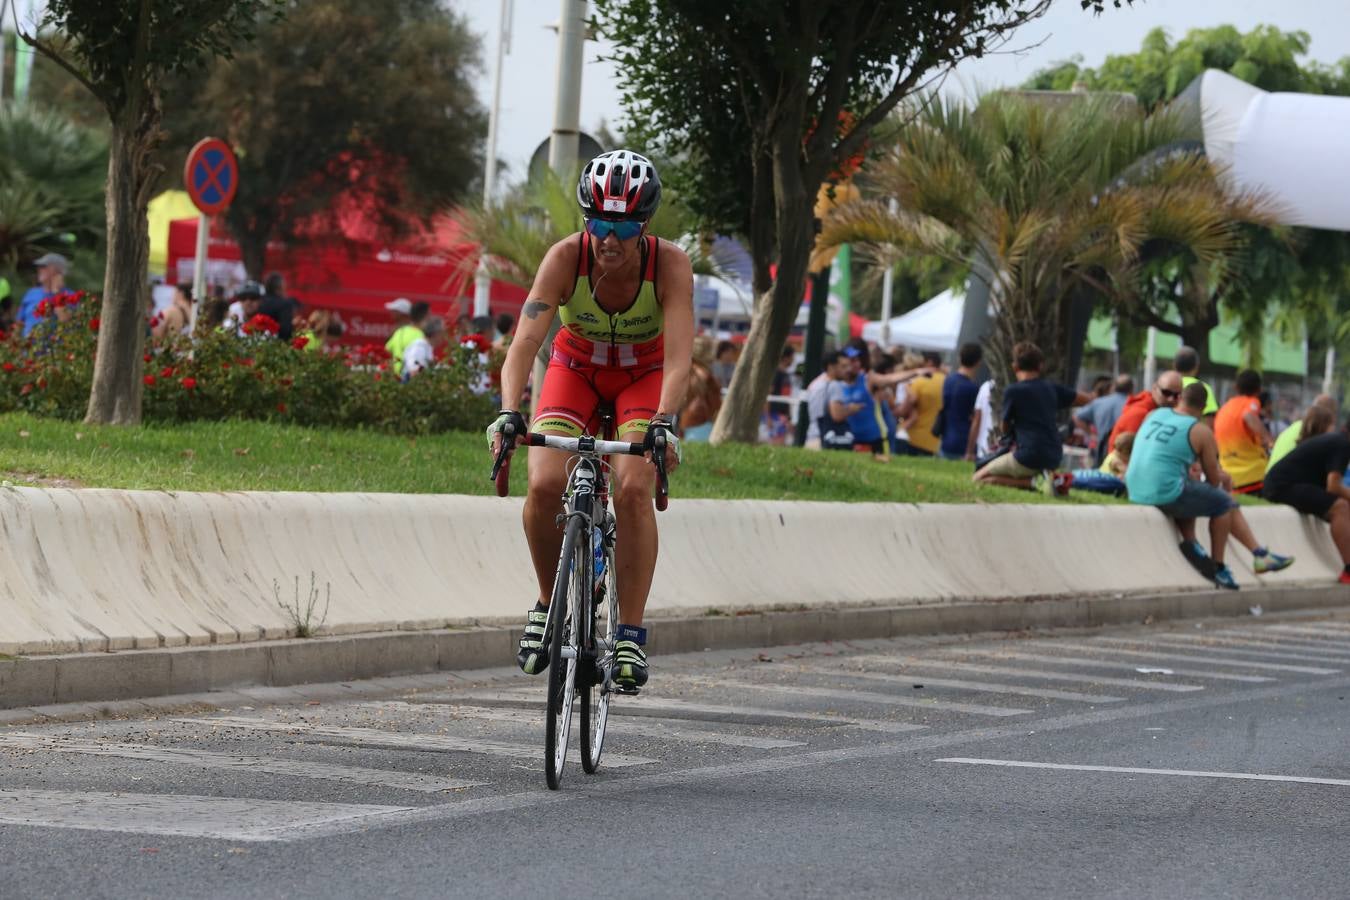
[577,149,662,221]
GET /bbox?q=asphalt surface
[3,608,1350,899]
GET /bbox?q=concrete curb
[2,585,1345,711]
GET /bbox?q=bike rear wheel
[581,524,617,773]
[544,516,585,790]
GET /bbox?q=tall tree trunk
[85,103,158,426]
[239,230,268,282]
[710,134,815,444]
[747,145,775,296]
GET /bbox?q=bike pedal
[613,685,641,696]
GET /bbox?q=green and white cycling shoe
[516,602,550,675]
[610,624,649,690]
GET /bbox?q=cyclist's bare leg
[611,432,658,626]
[523,432,572,605]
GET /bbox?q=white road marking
[939,647,1273,683]
[171,716,660,767]
[936,757,1350,787]
[271,670,1350,842]
[0,733,484,793]
[703,678,1033,717]
[848,654,1204,692]
[453,691,927,734]
[0,789,409,842]
[1130,633,1350,664]
[1041,639,1339,674]
[791,665,1125,704]
[361,701,806,750]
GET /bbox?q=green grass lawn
[0,411,1156,505]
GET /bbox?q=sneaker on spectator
[1179,540,1217,580]
[1213,564,1240,591]
[1252,550,1294,575]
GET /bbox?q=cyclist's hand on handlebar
[486,409,528,456]
[644,416,682,473]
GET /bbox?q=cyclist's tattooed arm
[654,238,695,452]
[498,237,578,412]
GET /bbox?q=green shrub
[0,294,495,434]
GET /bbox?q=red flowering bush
[0,293,494,434]
[242,313,281,336]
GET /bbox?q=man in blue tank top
[1126,383,1293,590]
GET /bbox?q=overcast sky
[452,0,1350,182]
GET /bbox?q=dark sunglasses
[1159,388,1181,400]
[585,218,644,241]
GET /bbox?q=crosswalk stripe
[171,716,661,767]
[1214,628,1350,650]
[0,788,410,842]
[362,701,807,750]
[790,665,1125,704]
[452,691,927,734]
[0,733,484,793]
[1259,625,1350,643]
[1045,639,1339,674]
[1120,633,1350,664]
[848,654,1205,692]
[938,647,1273,683]
[702,678,1033,717]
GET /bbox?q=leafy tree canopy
[156,0,486,277]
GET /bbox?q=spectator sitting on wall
[260,272,298,341]
[1126,382,1293,589]
[404,315,447,379]
[1071,431,1133,496]
[939,342,983,461]
[1263,413,1350,585]
[1174,345,1218,422]
[1216,369,1274,495]
[973,341,1093,492]
[1074,373,1133,467]
[895,349,946,457]
[1268,396,1338,472]
[1107,371,1183,453]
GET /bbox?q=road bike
[490,404,668,789]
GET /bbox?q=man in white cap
[19,252,69,336]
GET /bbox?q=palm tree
[0,103,108,279]
[816,93,1266,383]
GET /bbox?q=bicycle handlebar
[488,428,670,508]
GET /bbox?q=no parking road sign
[184,137,239,216]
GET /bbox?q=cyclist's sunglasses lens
[585,218,643,241]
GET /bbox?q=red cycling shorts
[531,348,663,437]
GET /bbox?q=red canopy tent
[166,216,527,348]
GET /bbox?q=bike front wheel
[544,515,585,790]
[581,526,617,774]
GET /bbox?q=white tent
[861,288,963,351]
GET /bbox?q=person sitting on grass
[1125,382,1294,590]
[1071,431,1134,496]
[972,341,1092,493]
[1262,413,1350,586]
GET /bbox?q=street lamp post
[473,0,513,320]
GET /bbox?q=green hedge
[0,293,495,434]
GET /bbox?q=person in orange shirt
[1215,369,1274,494]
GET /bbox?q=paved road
[3,608,1350,899]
